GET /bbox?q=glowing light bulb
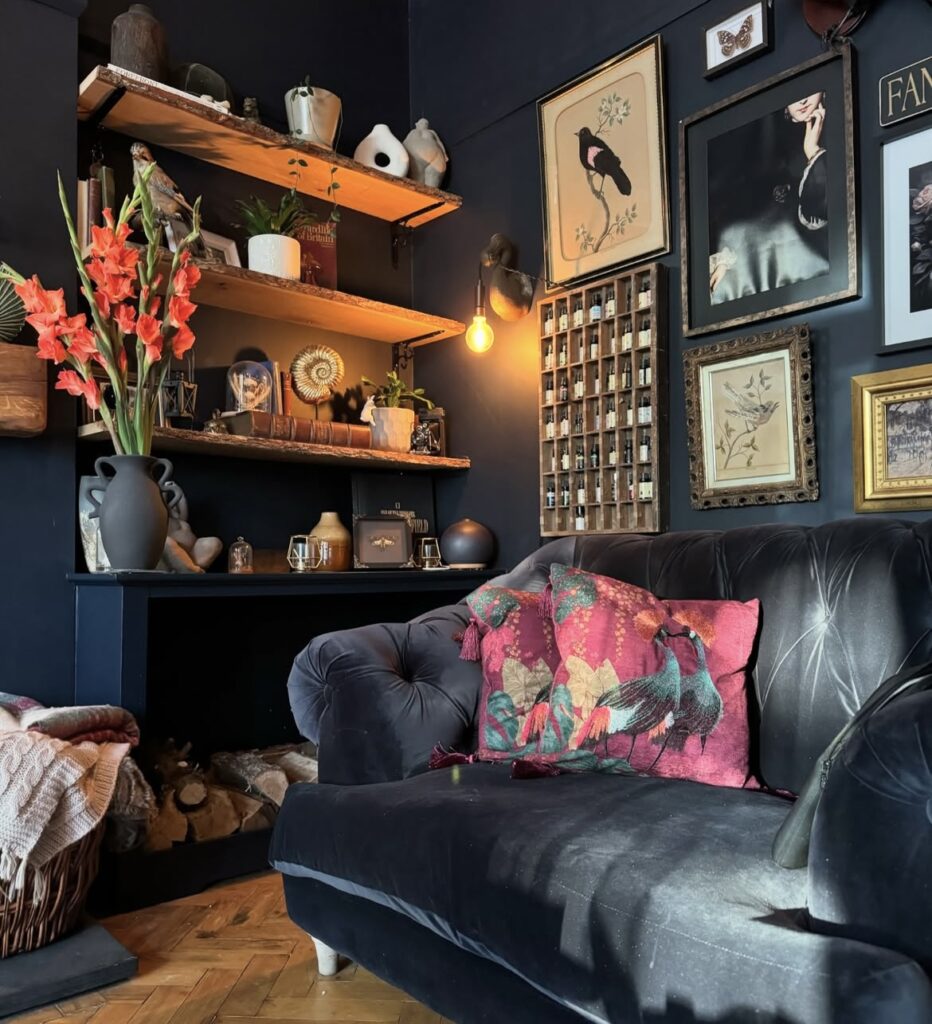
[466,314,494,353]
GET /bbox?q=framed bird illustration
[703,2,773,79]
[537,35,670,289]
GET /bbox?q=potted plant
[284,75,342,150]
[361,371,433,453]
[0,167,203,570]
[235,160,314,279]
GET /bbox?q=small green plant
[288,74,313,101]
[362,371,434,409]
[234,190,313,237]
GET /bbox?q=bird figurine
[130,142,209,258]
[480,233,534,322]
[575,127,632,197]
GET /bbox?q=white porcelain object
[368,407,415,452]
[284,85,341,149]
[247,234,301,279]
[354,124,410,178]
[403,118,448,187]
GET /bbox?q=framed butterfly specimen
[704,2,772,79]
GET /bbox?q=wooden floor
[6,874,454,1024]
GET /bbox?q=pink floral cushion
[462,585,560,761]
[543,564,761,787]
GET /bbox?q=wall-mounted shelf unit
[537,264,667,537]
[77,423,470,472]
[78,65,461,228]
[157,253,463,344]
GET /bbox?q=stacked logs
[110,740,318,852]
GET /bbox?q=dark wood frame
[683,323,818,509]
[702,1,773,80]
[680,47,858,337]
[352,513,416,569]
[537,35,670,290]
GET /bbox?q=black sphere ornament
[439,518,494,569]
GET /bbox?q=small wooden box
[0,342,46,437]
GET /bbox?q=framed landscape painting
[538,35,670,288]
[882,123,932,351]
[683,324,818,509]
[852,364,932,512]
[680,47,858,336]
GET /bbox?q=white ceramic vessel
[284,85,342,149]
[403,118,448,187]
[247,234,301,279]
[354,124,410,178]
[369,406,415,452]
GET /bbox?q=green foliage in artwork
[483,690,520,751]
[468,586,521,628]
[715,366,780,471]
[553,749,635,775]
[550,566,598,624]
[538,683,575,754]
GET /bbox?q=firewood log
[186,785,239,842]
[153,739,208,809]
[264,749,318,785]
[223,788,275,831]
[146,785,189,851]
[210,751,288,806]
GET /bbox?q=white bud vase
[354,124,410,178]
[403,118,448,187]
[247,234,301,279]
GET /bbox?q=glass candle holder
[228,536,254,574]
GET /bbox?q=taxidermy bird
[575,127,632,197]
[130,142,208,257]
[480,233,534,322]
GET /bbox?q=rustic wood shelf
[157,254,463,344]
[78,66,461,228]
[78,423,470,472]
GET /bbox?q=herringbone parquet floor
[7,873,453,1024]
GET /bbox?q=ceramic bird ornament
[480,233,534,322]
[130,142,209,258]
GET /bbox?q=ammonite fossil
[290,345,345,404]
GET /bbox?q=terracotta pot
[247,234,301,279]
[369,407,414,453]
[309,511,352,571]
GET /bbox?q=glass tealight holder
[228,536,254,574]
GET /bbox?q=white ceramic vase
[284,85,341,149]
[403,118,448,187]
[354,124,410,178]
[369,407,415,452]
[247,234,301,279]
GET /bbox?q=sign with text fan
[880,55,932,128]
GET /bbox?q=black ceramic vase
[84,455,181,571]
[439,518,494,568]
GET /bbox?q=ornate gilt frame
[683,323,818,509]
[852,363,932,512]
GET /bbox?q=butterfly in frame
[718,14,754,58]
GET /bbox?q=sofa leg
[311,937,340,976]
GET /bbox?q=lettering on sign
[880,56,932,128]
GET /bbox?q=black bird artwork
[575,128,632,197]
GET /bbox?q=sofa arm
[287,603,480,785]
[808,690,932,970]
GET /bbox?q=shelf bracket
[85,86,127,131]
[392,341,414,373]
[389,201,445,268]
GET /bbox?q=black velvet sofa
[270,518,932,1023]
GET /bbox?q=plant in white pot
[285,75,342,150]
[234,160,314,279]
[361,371,433,453]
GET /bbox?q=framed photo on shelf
[852,363,932,512]
[680,47,858,337]
[537,34,669,288]
[165,224,241,267]
[683,323,818,509]
[353,513,417,569]
[882,123,932,352]
[703,2,772,79]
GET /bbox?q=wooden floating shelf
[160,254,464,344]
[78,66,462,228]
[78,423,470,472]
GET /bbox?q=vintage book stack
[538,264,667,536]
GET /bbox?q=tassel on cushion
[458,620,482,662]
[538,585,554,620]
[429,744,477,770]
[511,757,563,779]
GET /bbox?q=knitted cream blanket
[0,730,128,897]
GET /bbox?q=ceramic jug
[284,85,342,150]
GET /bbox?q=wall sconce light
[465,233,536,353]
[465,265,494,353]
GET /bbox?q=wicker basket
[0,824,105,958]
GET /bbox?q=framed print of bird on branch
[537,35,670,289]
[683,323,818,509]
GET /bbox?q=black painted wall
[410,0,932,569]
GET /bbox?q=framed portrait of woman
[680,48,858,337]
[538,35,670,288]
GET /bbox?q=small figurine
[403,118,448,188]
[159,492,222,574]
[242,97,261,124]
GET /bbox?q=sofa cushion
[271,765,932,1023]
[543,564,760,786]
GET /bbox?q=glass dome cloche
[227,360,274,413]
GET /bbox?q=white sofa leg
[311,936,340,976]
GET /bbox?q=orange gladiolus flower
[136,312,163,363]
[168,294,197,328]
[173,263,201,297]
[66,322,98,364]
[36,331,67,363]
[14,276,66,319]
[113,303,136,335]
[87,259,135,306]
[171,323,195,359]
[56,369,100,410]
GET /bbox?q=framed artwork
[852,363,932,512]
[680,47,858,337]
[353,513,416,569]
[882,123,932,352]
[537,35,669,288]
[703,2,772,79]
[683,323,817,509]
[165,224,241,266]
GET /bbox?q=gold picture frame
[683,323,818,509]
[852,363,932,512]
[537,35,670,289]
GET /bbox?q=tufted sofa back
[490,517,932,793]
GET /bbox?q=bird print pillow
[459,585,561,762]
[541,564,761,788]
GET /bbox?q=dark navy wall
[410,0,932,569]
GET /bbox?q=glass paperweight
[227,360,273,413]
[228,536,254,574]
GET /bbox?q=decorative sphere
[439,518,494,568]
